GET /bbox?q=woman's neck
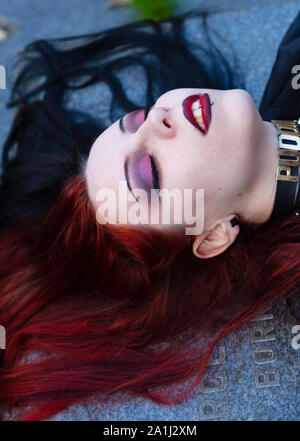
[239,120,279,228]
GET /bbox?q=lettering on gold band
[271,120,300,183]
[277,165,299,183]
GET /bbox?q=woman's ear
[192,215,240,259]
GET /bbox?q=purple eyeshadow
[138,154,152,185]
[130,153,153,197]
[126,110,145,133]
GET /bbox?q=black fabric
[237,12,300,244]
[261,12,300,220]
[259,11,300,121]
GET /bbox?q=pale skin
[85,88,279,259]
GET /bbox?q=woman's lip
[182,93,212,135]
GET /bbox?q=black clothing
[260,12,300,121]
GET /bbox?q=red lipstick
[182,93,212,135]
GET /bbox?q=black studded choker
[236,117,300,245]
[269,118,300,220]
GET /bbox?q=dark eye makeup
[119,107,151,134]
[122,107,161,201]
[129,153,160,200]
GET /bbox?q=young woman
[0,10,299,421]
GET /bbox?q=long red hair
[0,173,299,420]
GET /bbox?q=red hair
[0,174,299,420]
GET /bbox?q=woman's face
[85,88,268,238]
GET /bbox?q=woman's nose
[145,107,176,139]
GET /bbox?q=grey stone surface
[47,300,300,421]
[193,0,300,108]
[0,0,300,421]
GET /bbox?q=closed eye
[149,155,160,193]
[122,106,162,201]
[126,152,161,201]
[119,106,152,134]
